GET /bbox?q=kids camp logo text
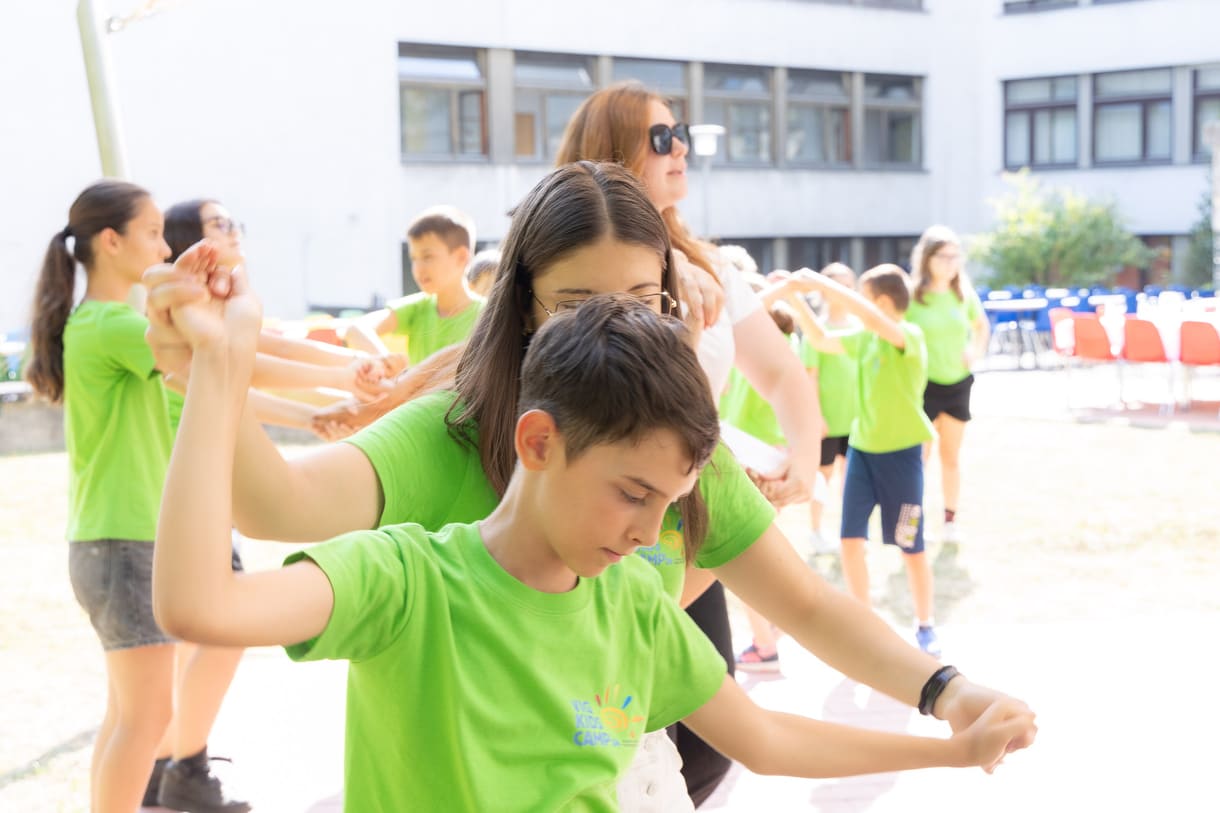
[636,518,684,567]
[571,685,644,748]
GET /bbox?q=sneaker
[916,626,942,659]
[807,530,840,557]
[736,644,780,673]
[143,757,170,808]
[157,751,251,813]
[941,521,960,545]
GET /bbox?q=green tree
[971,170,1153,287]
[1184,185,1214,288]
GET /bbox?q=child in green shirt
[781,265,943,657]
[155,265,1034,811]
[347,205,484,365]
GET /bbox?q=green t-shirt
[164,385,184,435]
[840,322,934,454]
[285,522,726,813]
[392,293,484,366]
[63,300,172,542]
[904,289,983,386]
[800,328,860,439]
[718,368,785,447]
[346,391,775,600]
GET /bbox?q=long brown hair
[556,81,718,280]
[164,198,219,262]
[911,224,970,305]
[447,161,711,555]
[26,180,151,403]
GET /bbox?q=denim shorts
[840,445,925,554]
[69,539,245,652]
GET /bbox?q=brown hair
[408,205,476,252]
[520,293,718,475]
[164,198,219,262]
[768,302,796,336]
[860,264,912,313]
[26,180,151,403]
[447,161,711,555]
[555,81,718,280]
[911,224,969,305]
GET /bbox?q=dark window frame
[862,73,923,168]
[1002,76,1079,170]
[512,51,597,163]
[397,43,489,162]
[703,63,776,166]
[786,70,852,166]
[1092,69,1174,166]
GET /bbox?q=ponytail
[25,230,78,402]
[25,179,152,403]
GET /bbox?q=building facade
[2,0,1215,332]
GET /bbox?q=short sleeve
[798,336,818,370]
[692,444,777,571]
[644,592,729,730]
[900,322,928,374]
[837,330,867,360]
[718,255,764,325]
[103,306,158,379]
[391,293,428,337]
[966,289,984,323]
[283,526,419,663]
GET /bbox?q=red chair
[1121,317,1173,412]
[1180,320,1220,411]
[1049,307,1075,361]
[1066,313,1120,407]
[305,326,343,346]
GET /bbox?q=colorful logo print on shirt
[636,517,684,567]
[571,685,644,748]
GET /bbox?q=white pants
[616,729,696,813]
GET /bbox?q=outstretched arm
[684,675,1036,778]
[779,285,845,354]
[344,308,396,356]
[793,268,906,349]
[154,247,334,648]
[257,330,363,366]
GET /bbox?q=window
[1195,66,1220,159]
[398,44,487,159]
[863,74,922,166]
[787,70,851,165]
[514,52,596,161]
[863,236,918,271]
[613,58,688,122]
[1093,68,1172,164]
[789,237,852,271]
[1003,0,1077,12]
[703,64,773,164]
[1004,76,1078,169]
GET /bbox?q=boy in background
[347,205,483,365]
[464,248,500,298]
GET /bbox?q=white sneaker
[941,521,960,545]
[807,530,840,556]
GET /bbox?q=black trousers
[673,580,735,807]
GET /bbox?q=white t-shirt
[696,251,764,397]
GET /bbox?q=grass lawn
[3,406,1218,810]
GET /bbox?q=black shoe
[143,757,170,807]
[157,750,251,813]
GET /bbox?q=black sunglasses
[648,123,690,156]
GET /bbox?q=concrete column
[773,237,789,272]
[774,66,788,168]
[850,72,865,168]
[486,48,514,165]
[1172,66,1194,165]
[850,237,865,272]
[596,54,613,88]
[1077,73,1092,169]
[689,62,705,125]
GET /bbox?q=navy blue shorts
[840,445,925,554]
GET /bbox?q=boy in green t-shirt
[347,205,484,365]
[783,265,942,657]
[155,264,1033,811]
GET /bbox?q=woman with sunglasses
[145,163,1034,811]
[556,82,827,803]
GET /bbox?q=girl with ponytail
[28,181,247,813]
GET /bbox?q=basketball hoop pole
[77,0,130,178]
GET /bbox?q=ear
[96,226,122,257]
[453,245,471,268]
[514,409,562,472]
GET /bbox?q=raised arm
[684,675,1035,778]
[257,330,364,366]
[146,263,387,542]
[779,286,845,354]
[154,247,334,648]
[794,268,906,349]
[344,308,396,356]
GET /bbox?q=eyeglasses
[648,123,690,156]
[532,290,675,318]
[203,216,245,236]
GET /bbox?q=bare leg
[742,606,778,656]
[903,551,935,626]
[839,537,870,605]
[933,414,966,514]
[95,644,174,813]
[90,678,118,813]
[173,645,244,758]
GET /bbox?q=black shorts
[820,435,850,467]
[923,374,974,423]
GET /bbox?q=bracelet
[918,665,960,716]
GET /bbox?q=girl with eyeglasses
[556,81,830,802]
[145,163,1034,811]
